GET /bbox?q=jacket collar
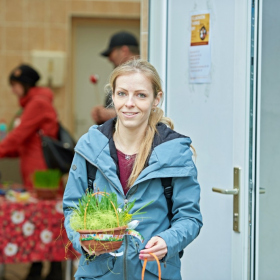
[95,117,187,153]
[19,89,34,108]
[19,87,54,108]
[75,118,194,188]
[97,118,119,178]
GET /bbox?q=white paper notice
[189,11,211,83]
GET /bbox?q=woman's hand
[139,236,167,261]
[91,106,116,125]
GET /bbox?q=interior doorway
[72,17,140,140]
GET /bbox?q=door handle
[212,188,239,195]
[260,188,266,194]
[212,167,241,233]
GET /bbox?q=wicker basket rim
[77,225,128,234]
[34,187,59,190]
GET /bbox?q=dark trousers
[25,261,62,280]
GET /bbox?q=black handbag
[40,123,76,174]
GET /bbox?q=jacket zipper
[123,198,129,280]
[76,151,144,280]
[123,182,144,279]
[123,233,128,280]
[76,151,130,278]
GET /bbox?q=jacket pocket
[140,257,181,280]
[74,254,115,279]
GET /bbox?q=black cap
[9,64,40,86]
[101,31,139,57]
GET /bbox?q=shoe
[24,262,43,280]
[44,261,63,280]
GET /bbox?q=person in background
[0,64,62,280]
[91,31,140,125]
[64,59,202,280]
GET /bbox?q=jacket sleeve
[63,152,88,255]
[157,164,203,261]
[0,99,50,158]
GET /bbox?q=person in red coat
[0,64,62,280]
[0,64,58,190]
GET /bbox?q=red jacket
[0,87,58,190]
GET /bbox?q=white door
[255,0,280,279]
[72,18,140,140]
[149,0,253,279]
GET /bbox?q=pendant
[125,155,131,160]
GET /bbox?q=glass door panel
[256,0,280,278]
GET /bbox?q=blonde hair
[108,59,172,187]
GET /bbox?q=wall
[0,0,140,131]
[140,0,149,60]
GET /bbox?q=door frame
[70,14,141,137]
[67,1,141,133]
[232,1,253,277]
[254,0,275,278]
[255,0,261,274]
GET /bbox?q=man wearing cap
[91,31,140,125]
[101,31,140,68]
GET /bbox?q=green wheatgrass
[33,170,61,189]
[70,191,153,231]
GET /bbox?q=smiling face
[112,72,162,133]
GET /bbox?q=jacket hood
[75,118,196,187]
[20,87,54,107]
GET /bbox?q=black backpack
[86,161,184,258]
[40,123,76,174]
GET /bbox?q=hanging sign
[189,11,211,83]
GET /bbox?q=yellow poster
[189,10,211,83]
[191,13,210,46]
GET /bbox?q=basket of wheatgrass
[33,169,61,200]
[69,191,152,254]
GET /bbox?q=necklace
[114,133,138,160]
[123,152,135,160]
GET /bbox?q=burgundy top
[116,149,136,195]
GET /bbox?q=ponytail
[126,107,173,187]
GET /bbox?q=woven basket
[77,225,127,253]
[78,191,126,253]
[35,188,58,200]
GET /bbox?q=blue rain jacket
[63,118,202,280]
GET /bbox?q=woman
[63,59,202,280]
[0,64,58,190]
[0,64,62,280]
